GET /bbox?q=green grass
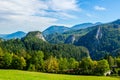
[0,70,119,80]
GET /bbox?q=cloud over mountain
[0,0,80,33]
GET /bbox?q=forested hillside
[0,31,92,73]
[75,19,120,60]
[44,19,120,60]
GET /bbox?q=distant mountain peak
[16,31,25,33]
[26,31,46,41]
[112,19,120,24]
[71,23,93,30]
[95,22,102,25]
[0,31,26,40]
[43,25,70,36]
[71,22,102,30]
[50,25,64,27]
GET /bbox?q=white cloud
[47,0,79,11]
[0,0,80,19]
[94,6,106,11]
[86,13,92,17]
[0,15,58,33]
[0,0,80,33]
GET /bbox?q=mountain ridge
[0,31,26,40]
[43,22,102,36]
[71,22,102,30]
[43,25,70,36]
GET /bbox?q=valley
[0,19,120,77]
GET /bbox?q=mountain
[71,22,102,30]
[44,25,97,44]
[75,19,120,60]
[0,31,26,39]
[0,34,6,38]
[112,19,120,24]
[24,31,46,41]
[1,19,120,61]
[71,23,93,30]
[43,22,102,36]
[19,31,89,61]
[44,19,120,60]
[43,25,70,36]
[43,22,102,44]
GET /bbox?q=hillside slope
[75,19,120,60]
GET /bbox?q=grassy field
[0,70,119,80]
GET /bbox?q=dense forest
[0,31,120,76]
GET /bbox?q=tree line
[0,48,120,76]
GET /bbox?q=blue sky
[0,0,120,34]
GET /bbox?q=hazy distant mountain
[43,22,102,36]
[0,31,26,39]
[71,22,102,30]
[0,34,6,38]
[43,25,70,36]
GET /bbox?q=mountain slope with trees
[75,19,120,60]
[43,22,101,44]
[0,20,120,76]
[0,31,90,71]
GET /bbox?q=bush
[28,64,36,71]
[118,70,120,76]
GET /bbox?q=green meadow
[0,70,119,80]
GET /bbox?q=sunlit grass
[0,70,119,80]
